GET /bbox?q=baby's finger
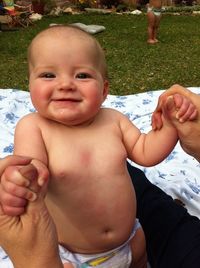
[189,109,198,120]
[152,111,163,130]
[19,164,38,181]
[173,94,197,120]
[176,101,195,121]
[30,160,49,187]
[154,94,164,113]
[178,105,198,123]
[151,114,156,130]
[175,99,191,119]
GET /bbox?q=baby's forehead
[29,27,99,60]
[33,26,94,45]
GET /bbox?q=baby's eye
[40,73,56,79]
[76,73,91,79]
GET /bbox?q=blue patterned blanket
[0,88,200,267]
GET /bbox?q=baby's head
[28,25,108,80]
[27,25,109,126]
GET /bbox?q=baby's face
[28,33,108,126]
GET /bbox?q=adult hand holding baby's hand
[152,84,200,162]
[0,158,49,216]
[152,90,197,130]
[0,158,63,268]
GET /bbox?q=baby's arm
[123,94,197,166]
[0,113,49,216]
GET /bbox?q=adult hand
[0,157,49,216]
[0,160,63,268]
[153,84,200,162]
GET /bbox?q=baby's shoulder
[19,112,43,122]
[101,107,124,116]
[16,112,44,129]
[101,107,129,121]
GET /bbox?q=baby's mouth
[52,98,81,107]
[54,98,81,102]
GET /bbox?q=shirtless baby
[0,25,197,268]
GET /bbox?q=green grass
[1,13,200,94]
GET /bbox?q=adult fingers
[1,205,26,216]
[0,155,32,176]
[164,84,192,99]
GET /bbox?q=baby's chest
[46,132,127,180]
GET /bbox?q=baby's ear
[102,80,109,101]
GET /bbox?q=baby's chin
[46,114,95,127]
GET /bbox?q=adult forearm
[14,256,63,268]
[181,142,200,163]
[15,263,63,268]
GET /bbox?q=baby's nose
[58,77,76,91]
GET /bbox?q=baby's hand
[152,93,198,130]
[0,161,49,216]
[170,94,198,122]
[0,164,38,216]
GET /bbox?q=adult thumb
[19,164,48,214]
[162,96,178,122]
[166,96,176,112]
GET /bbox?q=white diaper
[59,219,141,267]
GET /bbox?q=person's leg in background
[147,10,156,44]
[127,162,200,268]
[153,14,162,43]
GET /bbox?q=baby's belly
[46,180,136,254]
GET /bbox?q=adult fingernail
[28,192,37,201]
[38,177,45,186]
[166,96,174,111]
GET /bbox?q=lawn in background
[0,13,200,94]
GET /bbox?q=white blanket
[0,88,200,267]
